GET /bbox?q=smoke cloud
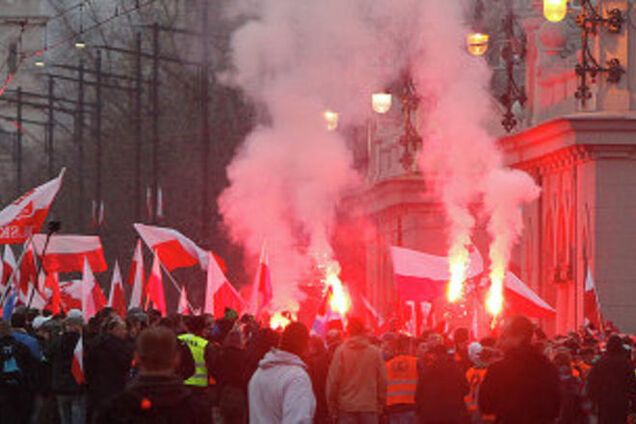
[219,0,539,311]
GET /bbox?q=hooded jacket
[248,348,316,424]
[326,335,387,415]
[94,374,212,424]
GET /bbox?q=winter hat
[65,309,84,326]
[279,322,310,357]
[32,316,52,330]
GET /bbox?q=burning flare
[323,262,351,317]
[270,311,295,330]
[447,244,469,303]
[486,264,505,319]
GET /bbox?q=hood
[344,335,370,350]
[126,374,191,408]
[258,348,307,370]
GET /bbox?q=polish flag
[584,268,603,328]
[503,271,555,319]
[389,246,484,302]
[59,280,82,311]
[43,272,61,314]
[81,258,107,320]
[32,234,107,273]
[250,245,272,315]
[134,223,208,271]
[71,337,84,385]
[145,253,166,316]
[0,169,65,244]
[177,285,190,316]
[18,242,38,300]
[128,240,145,309]
[107,262,126,317]
[2,246,16,287]
[205,253,244,317]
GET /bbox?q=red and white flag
[205,252,244,317]
[32,234,107,273]
[389,246,484,302]
[133,223,208,271]
[177,285,190,316]
[59,280,82,311]
[145,252,166,316]
[584,267,603,328]
[43,272,61,315]
[71,337,84,385]
[0,169,65,244]
[81,258,106,320]
[108,261,126,317]
[17,242,38,302]
[128,240,145,309]
[1,246,16,287]
[250,245,272,315]
[504,271,555,319]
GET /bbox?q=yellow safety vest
[386,355,418,406]
[178,333,209,387]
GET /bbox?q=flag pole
[26,221,60,308]
[157,260,195,313]
[0,236,34,306]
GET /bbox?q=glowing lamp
[34,59,45,68]
[466,33,489,56]
[75,38,86,49]
[323,110,339,131]
[543,0,568,23]
[371,92,392,114]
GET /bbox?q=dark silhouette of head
[136,327,177,374]
[279,322,310,357]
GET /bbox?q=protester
[12,306,44,360]
[587,334,636,424]
[326,317,387,424]
[553,350,587,424]
[385,335,418,423]
[0,319,37,424]
[249,321,315,424]
[415,344,469,424]
[47,311,85,424]
[95,326,212,424]
[211,329,249,424]
[85,314,134,419]
[479,316,561,424]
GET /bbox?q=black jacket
[94,374,213,424]
[479,345,561,424]
[85,333,134,409]
[587,352,636,424]
[415,354,469,423]
[46,331,83,395]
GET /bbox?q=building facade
[344,0,636,334]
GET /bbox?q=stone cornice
[500,112,636,172]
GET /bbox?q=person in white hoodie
[248,322,316,424]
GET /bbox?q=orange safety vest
[386,355,418,406]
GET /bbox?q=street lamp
[371,92,392,114]
[543,0,568,23]
[466,33,490,57]
[323,110,339,131]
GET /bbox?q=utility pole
[77,60,85,230]
[151,22,160,224]
[15,86,22,195]
[201,0,211,239]
[47,76,55,178]
[95,50,103,221]
[135,32,143,222]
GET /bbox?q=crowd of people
[1,304,635,424]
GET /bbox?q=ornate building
[343,0,636,334]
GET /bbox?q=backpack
[0,340,24,387]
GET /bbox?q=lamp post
[542,0,625,106]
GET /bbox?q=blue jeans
[56,395,85,424]
[388,410,417,424]
[338,412,379,424]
